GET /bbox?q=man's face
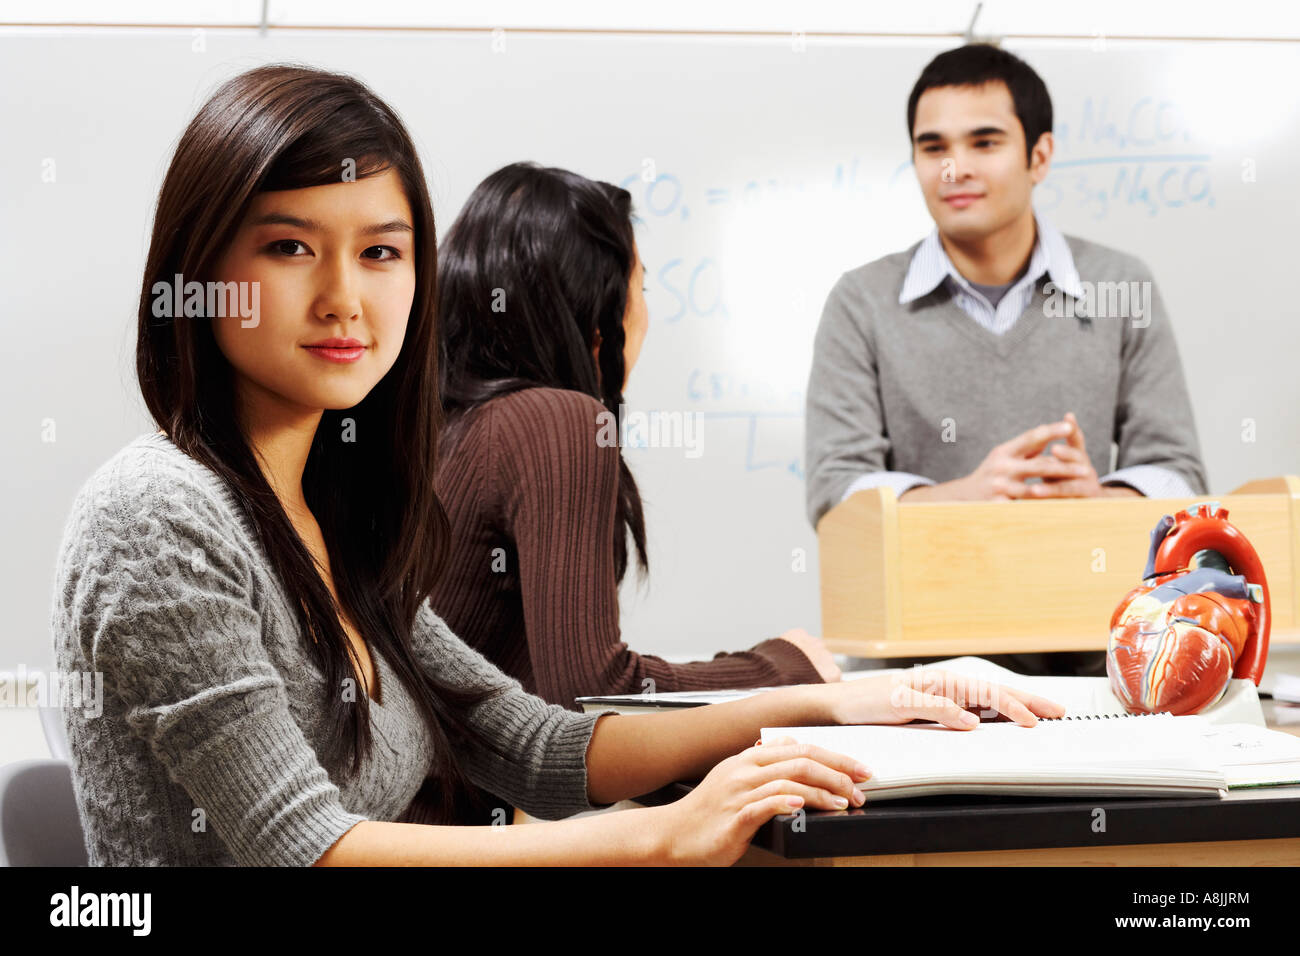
[911,81,1051,242]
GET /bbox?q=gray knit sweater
[805,235,1207,527]
[50,432,612,866]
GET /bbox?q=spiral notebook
[759,714,1300,801]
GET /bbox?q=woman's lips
[303,345,366,364]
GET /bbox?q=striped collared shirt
[840,211,1193,503]
[898,209,1084,335]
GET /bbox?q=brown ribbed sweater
[429,386,823,710]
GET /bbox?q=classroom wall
[5,0,1299,38]
[2,17,1298,678]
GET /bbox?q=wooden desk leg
[735,844,911,866]
[802,837,1300,866]
[734,844,815,867]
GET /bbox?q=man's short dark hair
[906,44,1053,165]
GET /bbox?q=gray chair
[0,759,89,866]
[38,701,70,761]
[23,668,71,761]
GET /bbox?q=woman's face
[591,242,648,392]
[209,167,416,423]
[620,245,649,386]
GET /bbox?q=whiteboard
[3,29,1298,670]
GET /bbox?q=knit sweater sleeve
[57,456,366,866]
[804,271,892,529]
[1114,258,1209,495]
[490,387,822,709]
[409,601,617,821]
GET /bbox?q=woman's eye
[266,241,400,260]
[270,239,308,256]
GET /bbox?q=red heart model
[1108,503,1269,716]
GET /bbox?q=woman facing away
[50,63,1063,867]
[431,163,840,711]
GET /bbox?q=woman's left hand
[819,668,1068,729]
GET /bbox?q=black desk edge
[630,782,1300,859]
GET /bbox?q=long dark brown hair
[136,62,503,822]
[438,162,648,581]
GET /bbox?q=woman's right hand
[653,737,869,865]
[776,628,842,682]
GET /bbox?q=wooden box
[817,476,1300,658]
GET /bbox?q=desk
[632,702,1300,866]
[632,783,1300,866]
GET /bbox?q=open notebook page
[761,715,1224,799]
[761,715,1300,798]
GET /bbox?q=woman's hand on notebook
[655,736,870,865]
[821,668,1067,729]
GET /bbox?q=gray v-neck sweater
[50,432,612,866]
[805,235,1207,526]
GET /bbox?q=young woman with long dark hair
[51,64,1062,866]
[432,163,841,710]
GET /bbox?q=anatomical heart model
[1108,502,1270,716]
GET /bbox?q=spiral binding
[1039,711,1174,721]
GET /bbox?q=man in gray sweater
[804,45,1207,675]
